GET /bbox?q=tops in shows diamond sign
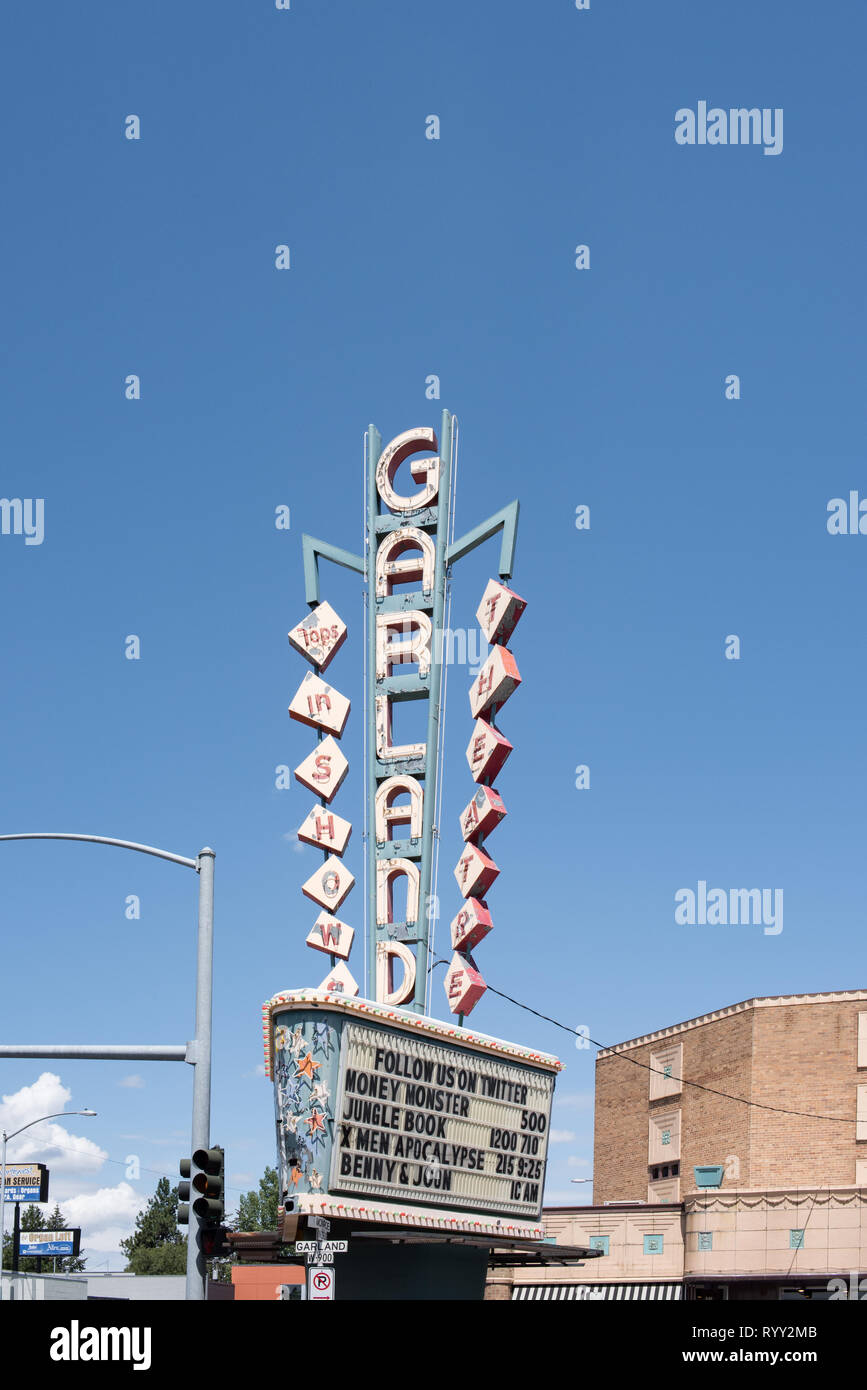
[331,1022,554,1219]
[288,601,347,673]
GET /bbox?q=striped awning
[513,1283,682,1301]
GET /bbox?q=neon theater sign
[264,410,560,1238]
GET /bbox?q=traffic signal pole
[0,834,216,1303]
[186,848,215,1302]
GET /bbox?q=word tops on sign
[289,599,359,996]
[447,579,526,1015]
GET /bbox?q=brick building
[594,989,867,1204]
[493,991,867,1301]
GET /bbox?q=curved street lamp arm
[3,1111,84,1144]
[0,833,199,870]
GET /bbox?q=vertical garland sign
[290,410,523,1018]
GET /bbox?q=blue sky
[1,1,865,1263]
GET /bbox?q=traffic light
[191,1146,224,1224]
[201,1225,230,1260]
[178,1158,192,1227]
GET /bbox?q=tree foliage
[2,1202,86,1273]
[120,1177,186,1274]
[236,1166,279,1233]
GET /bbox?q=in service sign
[331,1022,554,1219]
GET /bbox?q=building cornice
[597,990,867,1057]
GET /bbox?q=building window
[859,1012,867,1069]
[790,1229,805,1250]
[672,1162,679,1176]
[589,1235,609,1256]
[661,1129,671,1146]
[643,1234,664,1255]
[698,1232,713,1252]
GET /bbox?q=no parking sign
[308,1265,335,1301]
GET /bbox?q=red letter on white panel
[443,951,487,1016]
[460,786,507,844]
[302,855,355,912]
[476,579,527,647]
[289,671,350,738]
[450,898,493,952]
[454,844,499,900]
[468,646,521,721]
[318,960,359,997]
[288,601,347,672]
[294,737,349,803]
[297,806,352,856]
[306,911,354,959]
[465,719,513,785]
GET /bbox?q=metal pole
[11,1204,19,1275]
[414,408,453,1010]
[0,834,211,1303]
[0,1133,6,1301]
[186,848,215,1301]
[366,424,382,1000]
[0,1045,187,1062]
[0,833,197,869]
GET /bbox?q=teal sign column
[302,410,519,1014]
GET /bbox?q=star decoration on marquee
[284,1112,300,1135]
[289,1164,303,1188]
[306,1108,326,1136]
[312,1021,332,1055]
[289,1025,306,1057]
[310,1081,330,1106]
[274,1026,290,1052]
[296,1052,321,1081]
[309,1168,323,1192]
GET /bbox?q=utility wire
[428,958,858,1127]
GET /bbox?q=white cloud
[281,831,308,853]
[567,1155,592,1169]
[117,1075,145,1089]
[553,1091,594,1113]
[0,1073,105,1173]
[61,1183,145,1253]
[549,1130,576,1144]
